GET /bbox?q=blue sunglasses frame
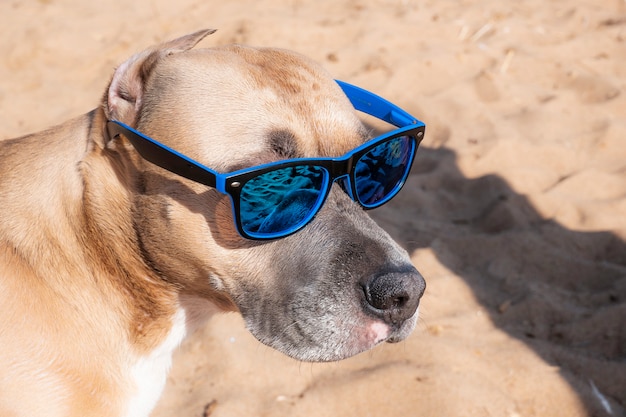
[107,80,425,240]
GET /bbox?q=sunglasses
[107,80,425,240]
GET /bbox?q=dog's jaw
[241,304,419,363]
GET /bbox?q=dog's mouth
[236,267,424,363]
[242,307,420,363]
[349,307,420,351]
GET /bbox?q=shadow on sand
[371,145,626,417]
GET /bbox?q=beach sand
[1,0,624,415]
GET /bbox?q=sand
[1,0,624,416]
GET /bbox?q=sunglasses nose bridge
[328,157,356,200]
[333,175,354,200]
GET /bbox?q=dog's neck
[82,109,186,352]
[2,109,182,354]
[0,108,194,416]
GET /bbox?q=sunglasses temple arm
[106,121,219,188]
[335,80,423,128]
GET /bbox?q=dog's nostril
[363,269,425,325]
[392,296,408,308]
[368,288,408,311]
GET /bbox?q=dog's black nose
[362,269,425,325]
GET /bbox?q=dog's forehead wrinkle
[143,46,368,163]
[266,128,301,159]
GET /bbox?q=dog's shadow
[370,145,626,416]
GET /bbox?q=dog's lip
[384,309,419,344]
[385,334,405,343]
[367,321,391,345]
[357,284,419,348]
[360,319,410,351]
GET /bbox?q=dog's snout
[362,269,425,325]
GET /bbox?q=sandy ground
[1,0,625,416]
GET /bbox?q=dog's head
[99,30,425,362]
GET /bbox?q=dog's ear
[104,29,216,126]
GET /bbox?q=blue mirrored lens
[354,136,412,207]
[239,165,327,236]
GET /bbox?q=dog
[0,29,425,417]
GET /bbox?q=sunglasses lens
[354,136,414,207]
[239,165,328,237]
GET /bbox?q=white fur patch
[123,298,222,417]
[124,308,187,417]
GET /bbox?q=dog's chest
[124,309,187,417]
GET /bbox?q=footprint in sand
[564,72,620,103]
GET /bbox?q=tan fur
[0,30,423,417]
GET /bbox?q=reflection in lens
[354,136,412,207]
[239,165,327,236]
